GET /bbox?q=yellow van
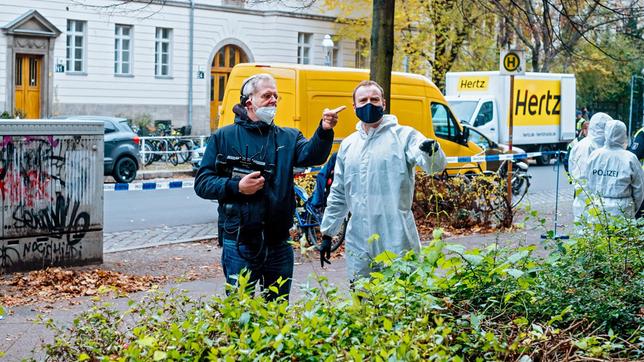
[218,63,485,174]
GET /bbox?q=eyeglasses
[259,92,279,101]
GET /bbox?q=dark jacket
[629,128,644,162]
[194,105,333,244]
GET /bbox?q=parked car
[462,124,525,172]
[53,115,141,183]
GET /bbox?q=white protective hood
[320,115,447,279]
[569,112,612,221]
[584,119,644,219]
[603,119,628,150]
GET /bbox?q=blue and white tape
[104,151,562,191]
[104,180,195,192]
[445,150,561,164]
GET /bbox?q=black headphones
[239,76,255,106]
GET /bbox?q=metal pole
[188,0,194,129]
[554,150,560,236]
[629,75,634,137]
[507,74,514,204]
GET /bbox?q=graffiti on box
[1,135,96,269]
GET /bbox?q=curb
[104,169,194,183]
[104,234,218,254]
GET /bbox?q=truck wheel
[535,145,552,166]
[113,157,138,183]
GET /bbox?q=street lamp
[628,68,644,137]
[322,34,334,66]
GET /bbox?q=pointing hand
[322,106,346,130]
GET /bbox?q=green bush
[34,216,643,361]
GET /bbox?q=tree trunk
[370,0,395,113]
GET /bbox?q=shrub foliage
[35,216,643,361]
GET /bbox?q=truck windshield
[448,101,478,124]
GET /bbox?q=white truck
[445,71,576,165]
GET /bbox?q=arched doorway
[210,44,248,130]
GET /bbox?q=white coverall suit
[320,115,447,279]
[585,120,644,220]
[568,112,611,221]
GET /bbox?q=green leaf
[252,328,261,343]
[367,233,381,244]
[432,228,444,240]
[374,250,398,266]
[445,244,465,254]
[138,336,156,348]
[153,351,167,361]
[506,250,529,264]
[239,312,251,325]
[383,317,392,330]
[78,353,90,361]
[505,268,524,278]
[462,254,483,266]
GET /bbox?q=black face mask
[355,103,384,124]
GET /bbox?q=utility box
[0,120,104,273]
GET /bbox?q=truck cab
[448,95,499,143]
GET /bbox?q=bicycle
[293,182,348,252]
[485,158,531,208]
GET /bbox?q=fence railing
[138,135,209,166]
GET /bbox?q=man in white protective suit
[319,80,447,280]
[568,112,612,222]
[584,120,644,221]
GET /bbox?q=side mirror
[462,126,470,143]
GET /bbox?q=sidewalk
[1,180,574,360]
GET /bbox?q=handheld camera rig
[215,151,275,181]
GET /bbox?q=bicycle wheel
[177,141,192,164]
[141,142,155,166]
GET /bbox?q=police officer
[585,120,644,220]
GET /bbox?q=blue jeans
[221,238,294,301]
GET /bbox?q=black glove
[419,139,439,155]
[320,235,332,267]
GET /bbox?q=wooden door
[210,45,247,130]
[14,55,42,119]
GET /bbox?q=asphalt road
[103,162,571,233]
[104,188,218,233]
[525,162,573,193]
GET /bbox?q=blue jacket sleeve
[293,122,334,167]
[629,131,644,161]
[194,134,242,202]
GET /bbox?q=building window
[297,32,312,64]
[355,38,368,68]
[66,20,86,72]
[332,39,340,66]
[114,24,133,75]
[155,28,172,76]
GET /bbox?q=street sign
[500,49,525,75]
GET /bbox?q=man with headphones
[195,73,343,301]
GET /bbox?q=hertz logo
[457,76,489,91]
[513,79,562,126]
[514,89,560,116]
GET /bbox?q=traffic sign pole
[500,50,523,206]
[507,75,514,205]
